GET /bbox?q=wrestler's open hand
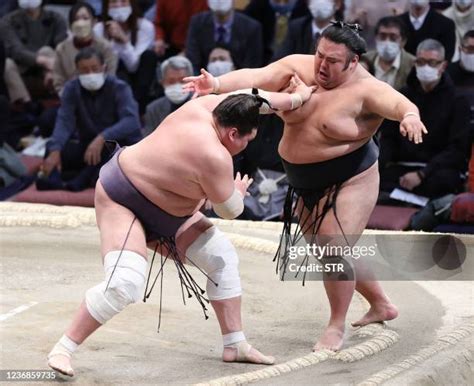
[292,73,318,103]
[234,172,253,197]
[182,69,215,97]
[399,115,428,144]
[84,135,105,166]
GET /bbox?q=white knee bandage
[85,250,147,324]
[186,226,241,301]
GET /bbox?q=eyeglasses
[414,58,444,67]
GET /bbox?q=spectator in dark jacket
[398,0,456,61]
[244,0,310,64]
[185,1,263,73]
[379,38,470,199]
[40,47,142,191]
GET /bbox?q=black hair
[320,22,367,59]
[463,30,474,44]
[374,16,408,41]
[68,1,95,26]
[212,94,261,136]
[75,47,105,65]
[102,0,139,46]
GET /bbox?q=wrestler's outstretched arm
[183,56,299,96]
[364,80,428,144]
[225,74,317,113]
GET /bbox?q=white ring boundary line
[0,302,38,322]
[357,323,474,386]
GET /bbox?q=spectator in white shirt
[94,0,156,113]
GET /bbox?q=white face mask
[108,6,132,22]
[79,73,105,91]
[410,0,429,7]
[376,40,400,62]
[460,51,474,72]
[207,60,234,76]
[18,0,42,9]
[71,19,93,39]
[308,0,335,21]
[416,64,440,84]
[455,0,472,9]
[164,83,189,104]
[208,0,233,14]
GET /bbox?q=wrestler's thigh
[318,162,380,238]
[146,212,214,260]
[95,180,147,258]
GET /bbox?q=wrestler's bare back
[276,55,387,163]
[119,95,231,217]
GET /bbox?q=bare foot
[223,341,275,365]
[47,353,74,377]
[351,302,399,327]
[313,325,344,352]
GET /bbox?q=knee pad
[85,250,147,324]
[185,226,241,301]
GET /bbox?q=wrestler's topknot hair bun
[321,22,367,56]
[212,94,260,136]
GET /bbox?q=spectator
[363,16,415,90]
[398,0,456,61]
[186,0,263,73]
[206,45,235,76]
[447,30,474,139]
[274,0,340,59]
[143,55,193,136]
[447,30,474,89]
[40,47,142,192]
[431,0,453,12]
[54,2,117,96]
[94,0,156,113]
[442,0,474,61]
[379,39,470,200]
[0,0,68,99]
[346,0,408,49]
[243,0,310,64]
[153,0,208,58]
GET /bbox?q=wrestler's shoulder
[276,54,313,68]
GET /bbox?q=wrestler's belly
[279,135,372,164]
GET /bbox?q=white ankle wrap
[186,226,241,301]
[223,331,246,346]
[85,250,147,324]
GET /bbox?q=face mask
[108,6,132,22]
[376,40,400,61]
[79,73,105,91]
[416,65,440,84]
[410,0,429,7]
[455,0,472,9]
[164,83,189,104]
[18,0,42,9]
[71,19,92,39]
[207,60,234,76]
[269,0,296,15]
[208,0,233,14]
[460,51,474,72]
[308,0,335,21]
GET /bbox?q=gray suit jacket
[364,49,416,91]
[185,11,263,73]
